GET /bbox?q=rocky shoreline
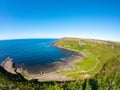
[26,54,83,80]
[0,45,84,81]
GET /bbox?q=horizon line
[0,37,119,42]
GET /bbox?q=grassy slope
[54,38,120,79]
[0,37,120,90]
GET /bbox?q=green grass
[54,38,118,79]
[58,52,98,79]
[76,52,96,70]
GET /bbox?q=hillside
[0,37,120,90]
[54,38,120,79]
[54,38,120,89]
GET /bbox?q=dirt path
[80,54,100,73]
[62,54,100,76]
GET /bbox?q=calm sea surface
[0,39,75,69]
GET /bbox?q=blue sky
[0,0,120,41]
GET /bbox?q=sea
[0,39,76,73]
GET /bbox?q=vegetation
[0,37,120,90]
[54,38,119,79]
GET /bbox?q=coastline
[18,43,85,81]
[54,42,86,57]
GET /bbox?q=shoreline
[18,55,84,81]
[54,43,86,57]
[18,44,85,81]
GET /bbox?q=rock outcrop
[1,57,16,74]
